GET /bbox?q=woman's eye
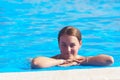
[70,43,75,47]
[61,44,66,47]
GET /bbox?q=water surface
[0,0,120,72]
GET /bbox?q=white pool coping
[0,67,120,80]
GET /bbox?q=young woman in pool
[31,26,114,68]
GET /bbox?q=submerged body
[31,26,114,69]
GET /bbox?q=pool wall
[0,67,120,80]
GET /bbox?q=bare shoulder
[51,54,60,59]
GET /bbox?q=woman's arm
[81,54,114,66]
[31,57,65,69]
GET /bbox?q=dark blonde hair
[58,26,82,43]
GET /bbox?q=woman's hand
[73,57,86,64]
[57,57,86,67]
[58,60,78,67]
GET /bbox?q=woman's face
[59,35,81,59]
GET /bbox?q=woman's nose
[66,46,71,52]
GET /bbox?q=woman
[31,26,114,68]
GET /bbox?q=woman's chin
[66,56,74,60]
[61,54,74,60]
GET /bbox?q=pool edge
[0,67,120,80]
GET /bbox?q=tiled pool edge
[0,67,120,80]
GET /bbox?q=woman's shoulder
[51,54,61,59]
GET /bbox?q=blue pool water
[0,0,120,72]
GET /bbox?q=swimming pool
[0,0,120,72]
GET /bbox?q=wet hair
[58,26,82,43]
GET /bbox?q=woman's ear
[79,40,82,45]
[79,40,82,49]
[58,42,60,48]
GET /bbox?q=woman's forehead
[60,35,78,42]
